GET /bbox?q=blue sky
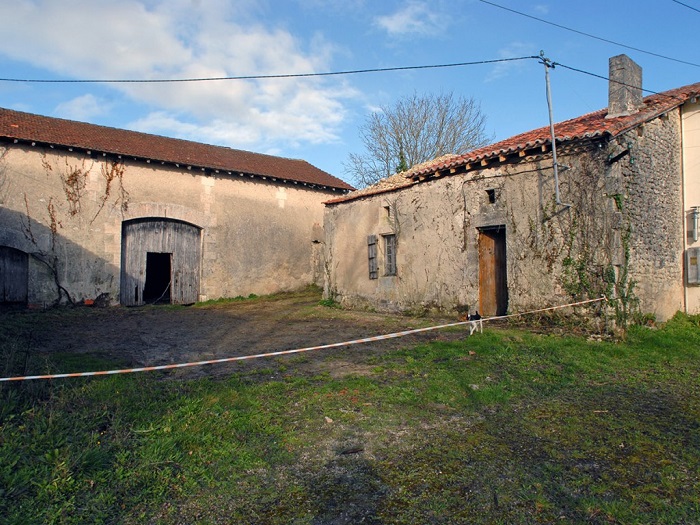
[1,0,699,185]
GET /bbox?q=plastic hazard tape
[0,296,606,382]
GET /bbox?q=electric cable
[477,0,700,68]
[671,0,700,14]
[0,56,539,84]
[553,61,689,101]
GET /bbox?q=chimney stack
[607,54,643,118]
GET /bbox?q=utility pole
[540,51,570,208]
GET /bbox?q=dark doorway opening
[478,227,508,316]
[143,252,172,304]
[0,246,28,305]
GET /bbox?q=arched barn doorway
[120,218,202,306]
[0,246,28,305]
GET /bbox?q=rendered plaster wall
[0,144,330,306]
[324,157,588,315]
[325,114,686,321]
[682,100,700,314]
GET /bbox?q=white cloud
[374,1,448,37]
[0,0,357,150]
[486,42,538,82]
[533,4,549,15]
[298,0,366,13]
[54,94,110,121]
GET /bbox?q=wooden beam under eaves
[499,154,507,162]
[480,158,489,167]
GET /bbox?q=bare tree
[345,92,492,187]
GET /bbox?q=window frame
[383,233,397,276]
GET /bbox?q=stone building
[324,55,700,322]
[0,108,352,307]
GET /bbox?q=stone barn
[324,55,700,322]
[0,108,352,307]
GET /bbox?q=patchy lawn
[1,289,699,524]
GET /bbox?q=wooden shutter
[384,234,396,276]
[367,235,378,279]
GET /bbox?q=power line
[551,61,688,102]
[553,62,662,96]
[671,0,700,14]
[477,0,700,68]
[0,56,538,84]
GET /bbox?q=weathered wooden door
[478,227,508,316]
[121,219,201,306]
[0,246,28,304]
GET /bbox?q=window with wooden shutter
[384,234,397,276]
[367,235,378,279]
[687,247,700,285]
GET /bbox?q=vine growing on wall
[21,194,74,305]
[91,160,129,223]
[42,156,92,216]
[552,150,637,327]
[20,154,131,305]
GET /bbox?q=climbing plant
[91,160,129,223]
[19,153,131,305]
[521,147,639,328]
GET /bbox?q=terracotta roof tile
[408,81,700,179]
[0,107,354,191]
[329,81,700,204]
[325,172,416,204]
[325,154,460,204]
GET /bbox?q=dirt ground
[12,289,470,380]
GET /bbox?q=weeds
[318,297,341,308]
[0,312,698,523]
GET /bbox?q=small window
[367,235,378,279]
[383,234,397,276]
[486,189,496,204]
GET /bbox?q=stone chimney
[607,54,643,118]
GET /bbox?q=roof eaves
[325,179,416,205]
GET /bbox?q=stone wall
[613,110,685,319]
[0,144,332,306]
[325,111,685,321]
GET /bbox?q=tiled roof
[0,107,354,192]
[328,81,700,204]
[325,172,416,204]
[324,154,457,205]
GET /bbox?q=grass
[1,312,699,524]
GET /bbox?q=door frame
[478,225,508,316]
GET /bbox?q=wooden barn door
[0,246,28,304]
[478,227,508,316]
[121,219,201,306]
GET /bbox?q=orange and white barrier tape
[0,296,606,382]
